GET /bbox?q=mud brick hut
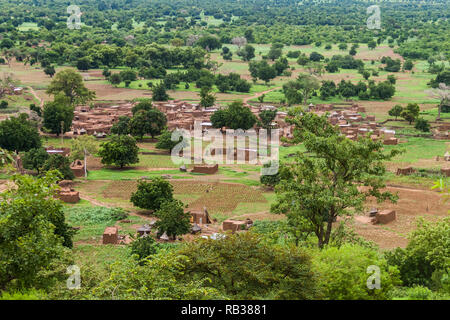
[397,167,416,176]
[103,227,119,245]
[58,188,80,203]
[70,160,85,178]
[375,210,396,224]
[190,207,212,224]
[191,164,219,174]
[222,219,247,233]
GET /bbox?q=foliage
[211,101,257,130]
[312,244,401,300]
[0,113,41,152]
[46,69,95,105]
[41,154,75,180]
[130,236,159,263]
[272,113,400,248]
[130,177,174,212]
[42,94,74,135]
[415,118,430,132]
[156,129,189,152]
[0,171,74,290]
[154,199,191,240]
[98,135,139,169]
[22,147,49,174]
[66,206,128,226]
[385,217,449,288]
[176,232,319,299]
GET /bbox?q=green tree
[43,65,56,78]
[41,154,75,180]
[98,135,139,169]
[156,130,189,152]
[46,69,95,105]
[272,113,400,248]
[111,116,131,135]
[22,148,49,174]
[388,104,403,120]
[130,177,174,212]
[130,236,159,263]
[42,94,74,136]
[0,171,74,290]
[154,200,191,240]
[385,217,449,287]
[296,74,321,105]
[414,118,430,132]
[200,86,216,107]
[0,113,41,152]
[259,109,277,130]
[109,73,121,86]
[152,82,169,101]
[211,101,257,130]
[401,103,420,124]
[177,231,318,299]
[238,44,255,61]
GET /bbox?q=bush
[130,236,159,262]
[385,217,449,287]
[312,244,401,300]
[0,100,8,109]
[130,177,174,212]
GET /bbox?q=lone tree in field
[98,135,139,169]
[426,83,450,121]
[388,104,403,120]
[130,177,174,212]
[271,113,400,248]
[154,199,191,240]
[46,69,95,105]
[401,103,420,124]
[295,74,320,105]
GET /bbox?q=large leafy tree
[130,177,174,212]
[272,113,400,248]
[22,147,49,174]
[42,94,74,136]
[0,113,41,152]
[129,108,167,139]
[41,154,75,180]
[98,135,139,169]
[46,69,95,105]
[211,101,257,130]
[296,74,321,105]
[154,199,191,240]
[0,171,74,290]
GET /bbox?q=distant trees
[130,177,174,212]
[259,109,277,129]
[401,103,420,124]
[415,118,430,132]
[0,113,41,152]
[152,82,169,101]
[99,135,139,168]
[249,60,277,85]
[287,74,320,105]
[237,44,255,61]
[388,105,403,120]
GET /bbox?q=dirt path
[28,86,44,107]
[243,86,281,104]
